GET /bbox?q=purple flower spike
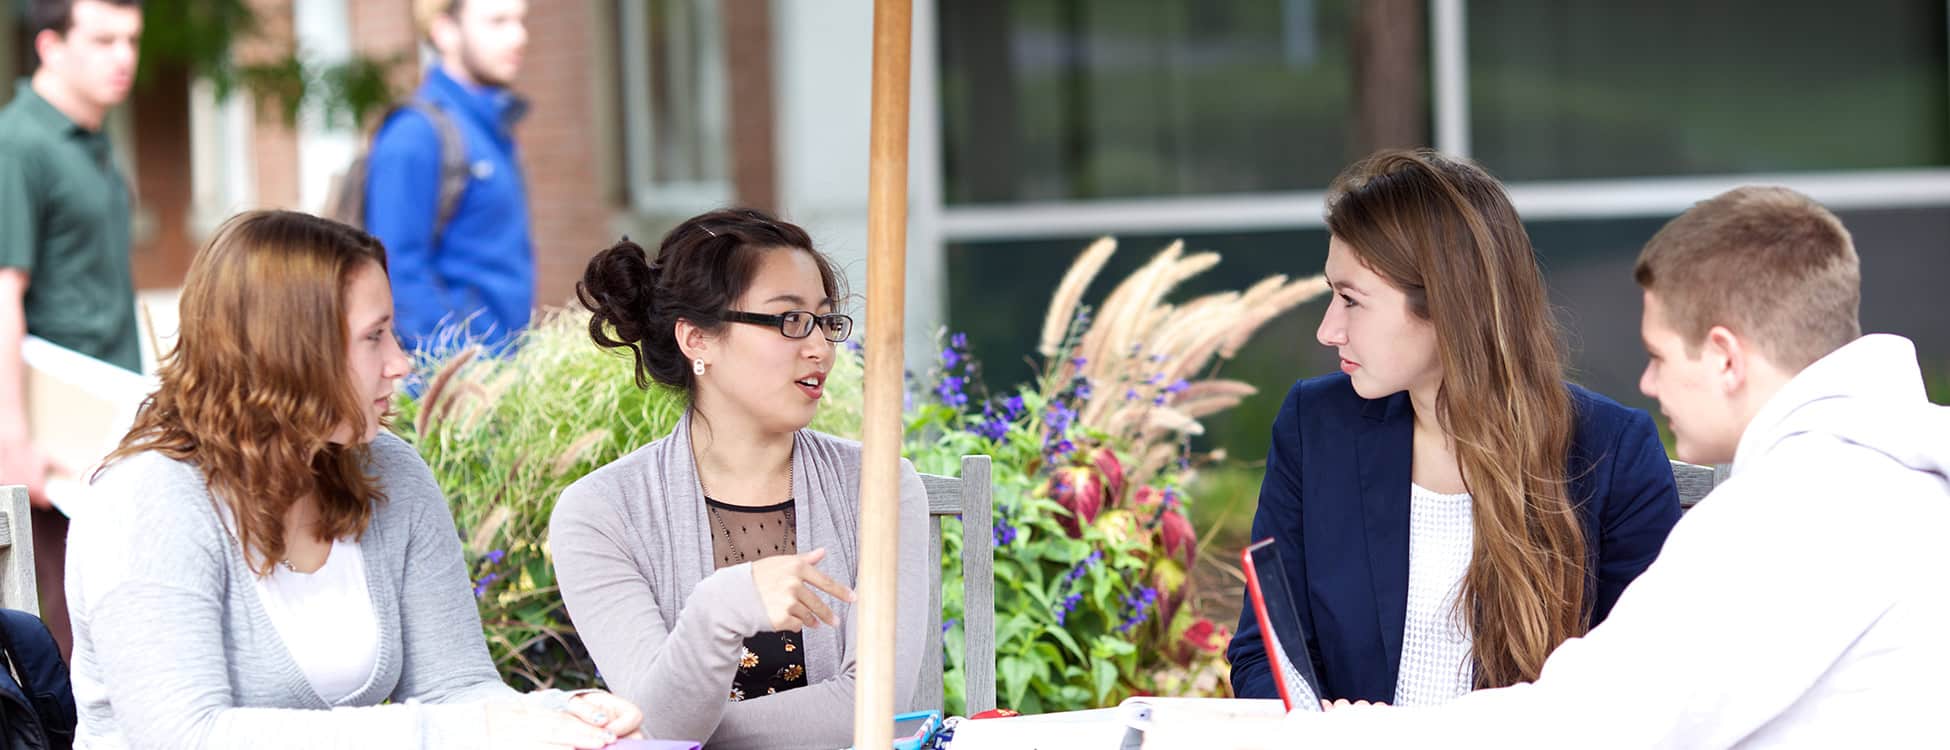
[934,376,968,408]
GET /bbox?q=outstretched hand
[750,548,855,631]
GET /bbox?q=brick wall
[121,2,633,305]
[345,0,419,94]
[513,2,610,308]
[238,0,302,211]
[124,2,766,303]
[725,0,778,214]
[128,64,193,289]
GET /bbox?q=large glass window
[617,0,732,213]
[946,208,1950,460]
[1468,0,1950,180]
[938,0,1360,204]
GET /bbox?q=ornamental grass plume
[1033,239,1329,487]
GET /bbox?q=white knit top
[253,540,380,704]
[1394,483,1475,706]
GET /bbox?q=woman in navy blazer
[1227,150,1682,706]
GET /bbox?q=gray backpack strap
[403,99,471,241]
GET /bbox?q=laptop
[1241,538,1325,712]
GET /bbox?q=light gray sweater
[68,432,569,749]
[549,414,930,749]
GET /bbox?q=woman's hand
[749,548,855,631]
[564,691,645,740]
[483,702,618,749]
[1320,698,1389,711]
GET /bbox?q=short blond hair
[414,0,460,39]
[1634,186,1860,371]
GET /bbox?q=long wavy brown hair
[100,211,391,577]
[1326,149,1586,687]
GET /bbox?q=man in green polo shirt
[0,0,143,657]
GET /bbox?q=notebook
[1241,537,1325,712]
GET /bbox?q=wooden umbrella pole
[855,0,912,748]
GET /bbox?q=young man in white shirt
[1162,186,1950,748]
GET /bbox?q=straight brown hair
[1634,186,1860,371]
[101,211,391,576]
[1326,149,1587,688]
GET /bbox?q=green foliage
[137,0,258,81]
[138,0,406,128]
[316,53,409,130]
[912,329,1230,716]
[392,309,861,688]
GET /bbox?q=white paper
[21,336,159,517]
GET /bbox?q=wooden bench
[917,456,997,715]
[1670,460,1730,510]
[0,486,37,614]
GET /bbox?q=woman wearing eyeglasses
[548,209,930,749]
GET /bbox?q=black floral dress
[706,497,810,701]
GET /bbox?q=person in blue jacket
[1227,149,1682,707]
[364,0,533,353]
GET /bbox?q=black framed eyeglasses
[725,310,855,342]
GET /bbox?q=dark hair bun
[578,238,686,389]
[577,208,843,393]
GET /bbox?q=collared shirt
[0,80,139,372]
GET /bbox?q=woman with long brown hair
[69,210,642,748]
[1226,150,1682,706]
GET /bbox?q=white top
[252,539,380,704]
[1394,483,1474,706]
[1274,335,1950,748]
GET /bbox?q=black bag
[0,609,74,750]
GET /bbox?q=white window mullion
[189,76,257,238]
[1430,0,1469,157]
[940,168,1950,241]
[619,0,657,204]
[292,0,357,213]
[619,0,733,216]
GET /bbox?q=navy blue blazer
[1226,373,1682,703]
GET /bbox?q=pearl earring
[693,358,707,376]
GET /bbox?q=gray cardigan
[68,432,568,749]
[549,414,930,749]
